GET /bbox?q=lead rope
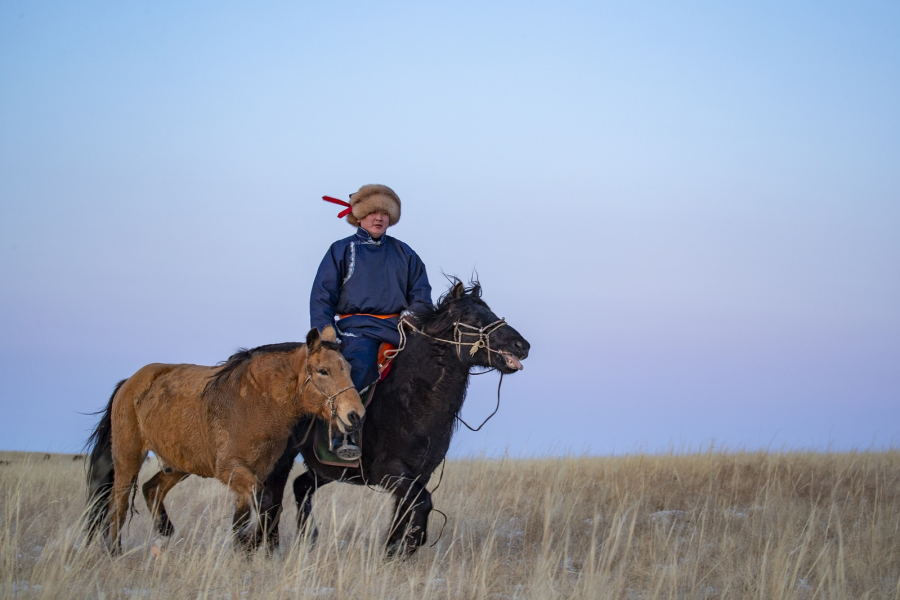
[456,372,504,431]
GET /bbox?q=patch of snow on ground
[429,578,447,590]
[648,510,684,525]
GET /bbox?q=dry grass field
[2,449,899,599]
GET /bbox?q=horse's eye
[317,369,328,376]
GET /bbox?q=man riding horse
[313,184,433,458]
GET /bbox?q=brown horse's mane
[203,339,343,397]
[204,342,304,396]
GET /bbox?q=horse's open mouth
[502,352,524,371]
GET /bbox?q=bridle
[385,316,512,435]
[298,359,356,445]
[387,317,510,363]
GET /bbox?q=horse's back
[120,362,212,410]
[120,362,219,475]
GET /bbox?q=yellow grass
[2,449,899,599]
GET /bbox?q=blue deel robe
[310,227,433,390]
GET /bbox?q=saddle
[313,342,396,467]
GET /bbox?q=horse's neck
[388,333,470,415]
[243,352,302,413]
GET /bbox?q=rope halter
[388,316,509,364]
[299,362,357,440]
[452,318,508,359]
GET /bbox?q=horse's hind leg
[107,399,146,555]
[108,446,146,555]
[142,470,189,537]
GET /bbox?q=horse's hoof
[158,520,175,537]
[105,539,123,557]
[385,541,416,561]
[298,528,319,550]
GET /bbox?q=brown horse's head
[304,326,365,434]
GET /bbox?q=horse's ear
[320,325,338,343]
[306,328,321,350]
[451,281,466,299]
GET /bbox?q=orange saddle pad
[377,343,397,382]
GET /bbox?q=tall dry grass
[1,449,899,599]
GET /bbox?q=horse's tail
[84,379,126,543]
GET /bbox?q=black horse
[263,279,530,556]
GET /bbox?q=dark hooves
[158,520,175,537]
[385,540,418,561]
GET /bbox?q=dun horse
[85,326,364,553]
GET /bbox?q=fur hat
[347,184,401,227]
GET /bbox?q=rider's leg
[333,333,379,454]
[340,333,380,391]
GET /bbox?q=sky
[1,1,898,457]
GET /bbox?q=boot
[330,384,367,460]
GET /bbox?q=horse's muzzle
[512,339,530,360]
[343,410,363,433]
[498,337,530,372]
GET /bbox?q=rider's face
[359,211,390,238]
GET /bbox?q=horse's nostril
[348,412,361,427]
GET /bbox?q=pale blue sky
[1,1,898,455]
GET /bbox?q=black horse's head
[418,279,530,374]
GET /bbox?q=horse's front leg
[219,462,270,553]
[262,437,304,551]
[230,486,275,553]
[386,476,432,558]
[292,470,329,544]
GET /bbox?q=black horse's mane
[417,278,488,337]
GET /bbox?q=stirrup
[332,431,362,460]
[334,441,362,460]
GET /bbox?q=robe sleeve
[405,251,433,315]
[310,243,344,332]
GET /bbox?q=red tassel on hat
[322,196,352,218]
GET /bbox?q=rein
[386,317,509,361]
[386,316,509,432]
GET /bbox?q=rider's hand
[400,310,419,328]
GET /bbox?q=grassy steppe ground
[1,449,898,599]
